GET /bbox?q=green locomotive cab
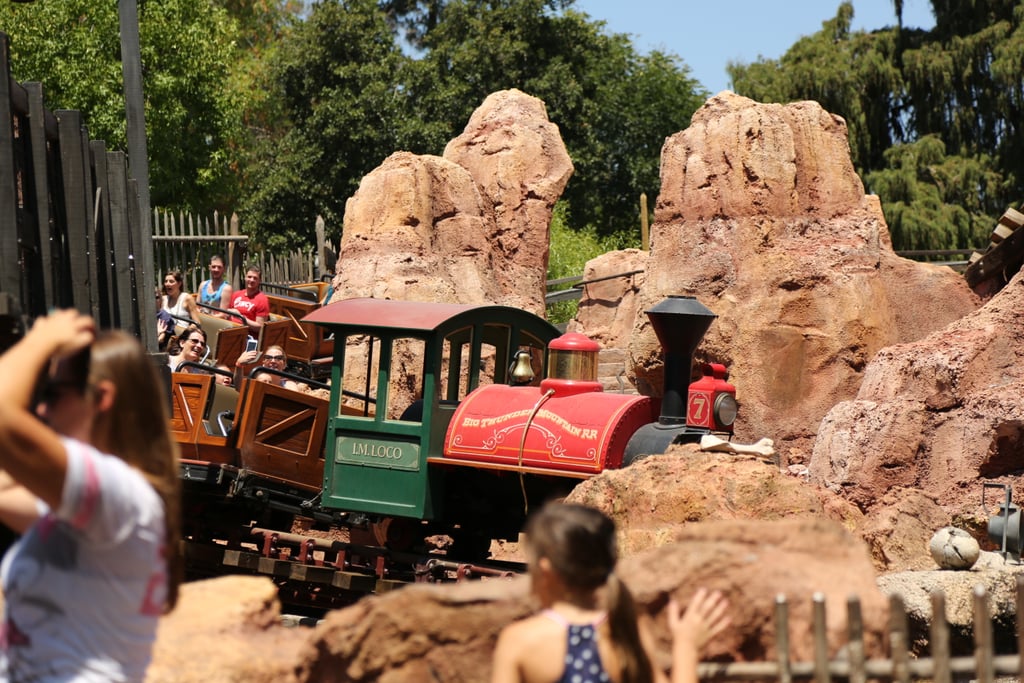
[303,298,560,525]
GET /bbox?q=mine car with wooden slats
[171,294,738,582]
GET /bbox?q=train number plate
[335,436,420,471]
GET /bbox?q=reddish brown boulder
[622,519,889,663]
[568,249,648,350]
[565,446,863,555]
[296,517,888,681]
[809,270,1024,521]
[444,88,574,314]
[605,93,979,463]
[146,576,306,683]
[858,487,951,572]
[335,89,572,317]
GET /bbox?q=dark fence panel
[0,32,151,346]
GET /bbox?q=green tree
[411,0,706,237]
[728,1,1023,251]
[237,0,411,250]
[240,0,706,249]
[0,0,244,210]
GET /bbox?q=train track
[184,526,526,613]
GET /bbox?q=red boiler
[444,384,656,475]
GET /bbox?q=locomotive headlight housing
[714,393,738,428]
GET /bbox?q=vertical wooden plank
[25,82,54,313]
[127,177,154,347]
[151,208,160,287]
[106,152,134,332]
[316,215,326,279]
[56,110,91,315]
[812,593,830,683]
[90,140,115,328]
[186,210,196,292]
[974,585,994,683]
[930,590,951,683]
[0,35,21,303]
[229,211,240,287]
[846,595,866,683]
[78,122,100,321]
[890,594,910,683]
[774,595,792,683]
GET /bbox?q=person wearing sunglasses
[240,345,295,388]
[0,310,181,681]
[168,326,208,373]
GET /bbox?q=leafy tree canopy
[729,0,1024,251]
[240,0,706,250]
[0,0,250,210]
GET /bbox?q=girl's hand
[668,588,731,651]
[28,310,95,358]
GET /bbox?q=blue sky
[572,0,936,95]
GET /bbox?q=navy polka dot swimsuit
[543,609,611,683]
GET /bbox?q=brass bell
[509,349,535,385]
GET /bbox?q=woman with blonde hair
[491,502,729,683]
[0,310,181,681]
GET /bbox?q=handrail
[195,302,247,326]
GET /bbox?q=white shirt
[0,438,167,682]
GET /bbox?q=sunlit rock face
[333,88,572,317]
[613,92,978,462]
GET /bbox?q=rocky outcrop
[568,249,648,349]
[333,88,572,317]
[146,576,306,683]
[295,517,888,681]
[809,269,1024,521]
[577,93,979,463]
[565,446,863,555]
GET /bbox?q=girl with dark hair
[492,502,729,683]
[0,310,181,681]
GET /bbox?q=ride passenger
[169,326,208,372]
[491,502,730,683]
[197,254,234,317]
[238,345,301,390]
[161,270,201,324]
[228,265,270,337]
[0,310,182,682]
[155,286,174,352]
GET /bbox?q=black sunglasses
[263,353,285,361]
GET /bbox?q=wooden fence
[0,32,154,348]
[153,211,333,291]
[698,581,1022,682]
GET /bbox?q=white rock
[929,526,981,570]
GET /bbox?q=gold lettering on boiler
[461,409,600,440]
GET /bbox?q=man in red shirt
[229,265,270,336]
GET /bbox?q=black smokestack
[645,295,717,424]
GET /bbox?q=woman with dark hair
[0,310,181,681]
[168,325,208,372]
[491,502,729,683]
[161,270,201,323]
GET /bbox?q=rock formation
[146,576,306,683]
[576,92,980,463]
[568,249,648,349]
[332,88,572,316]
[328,89,572,414]
[809,269,1024,521]
[295,516,888,681]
